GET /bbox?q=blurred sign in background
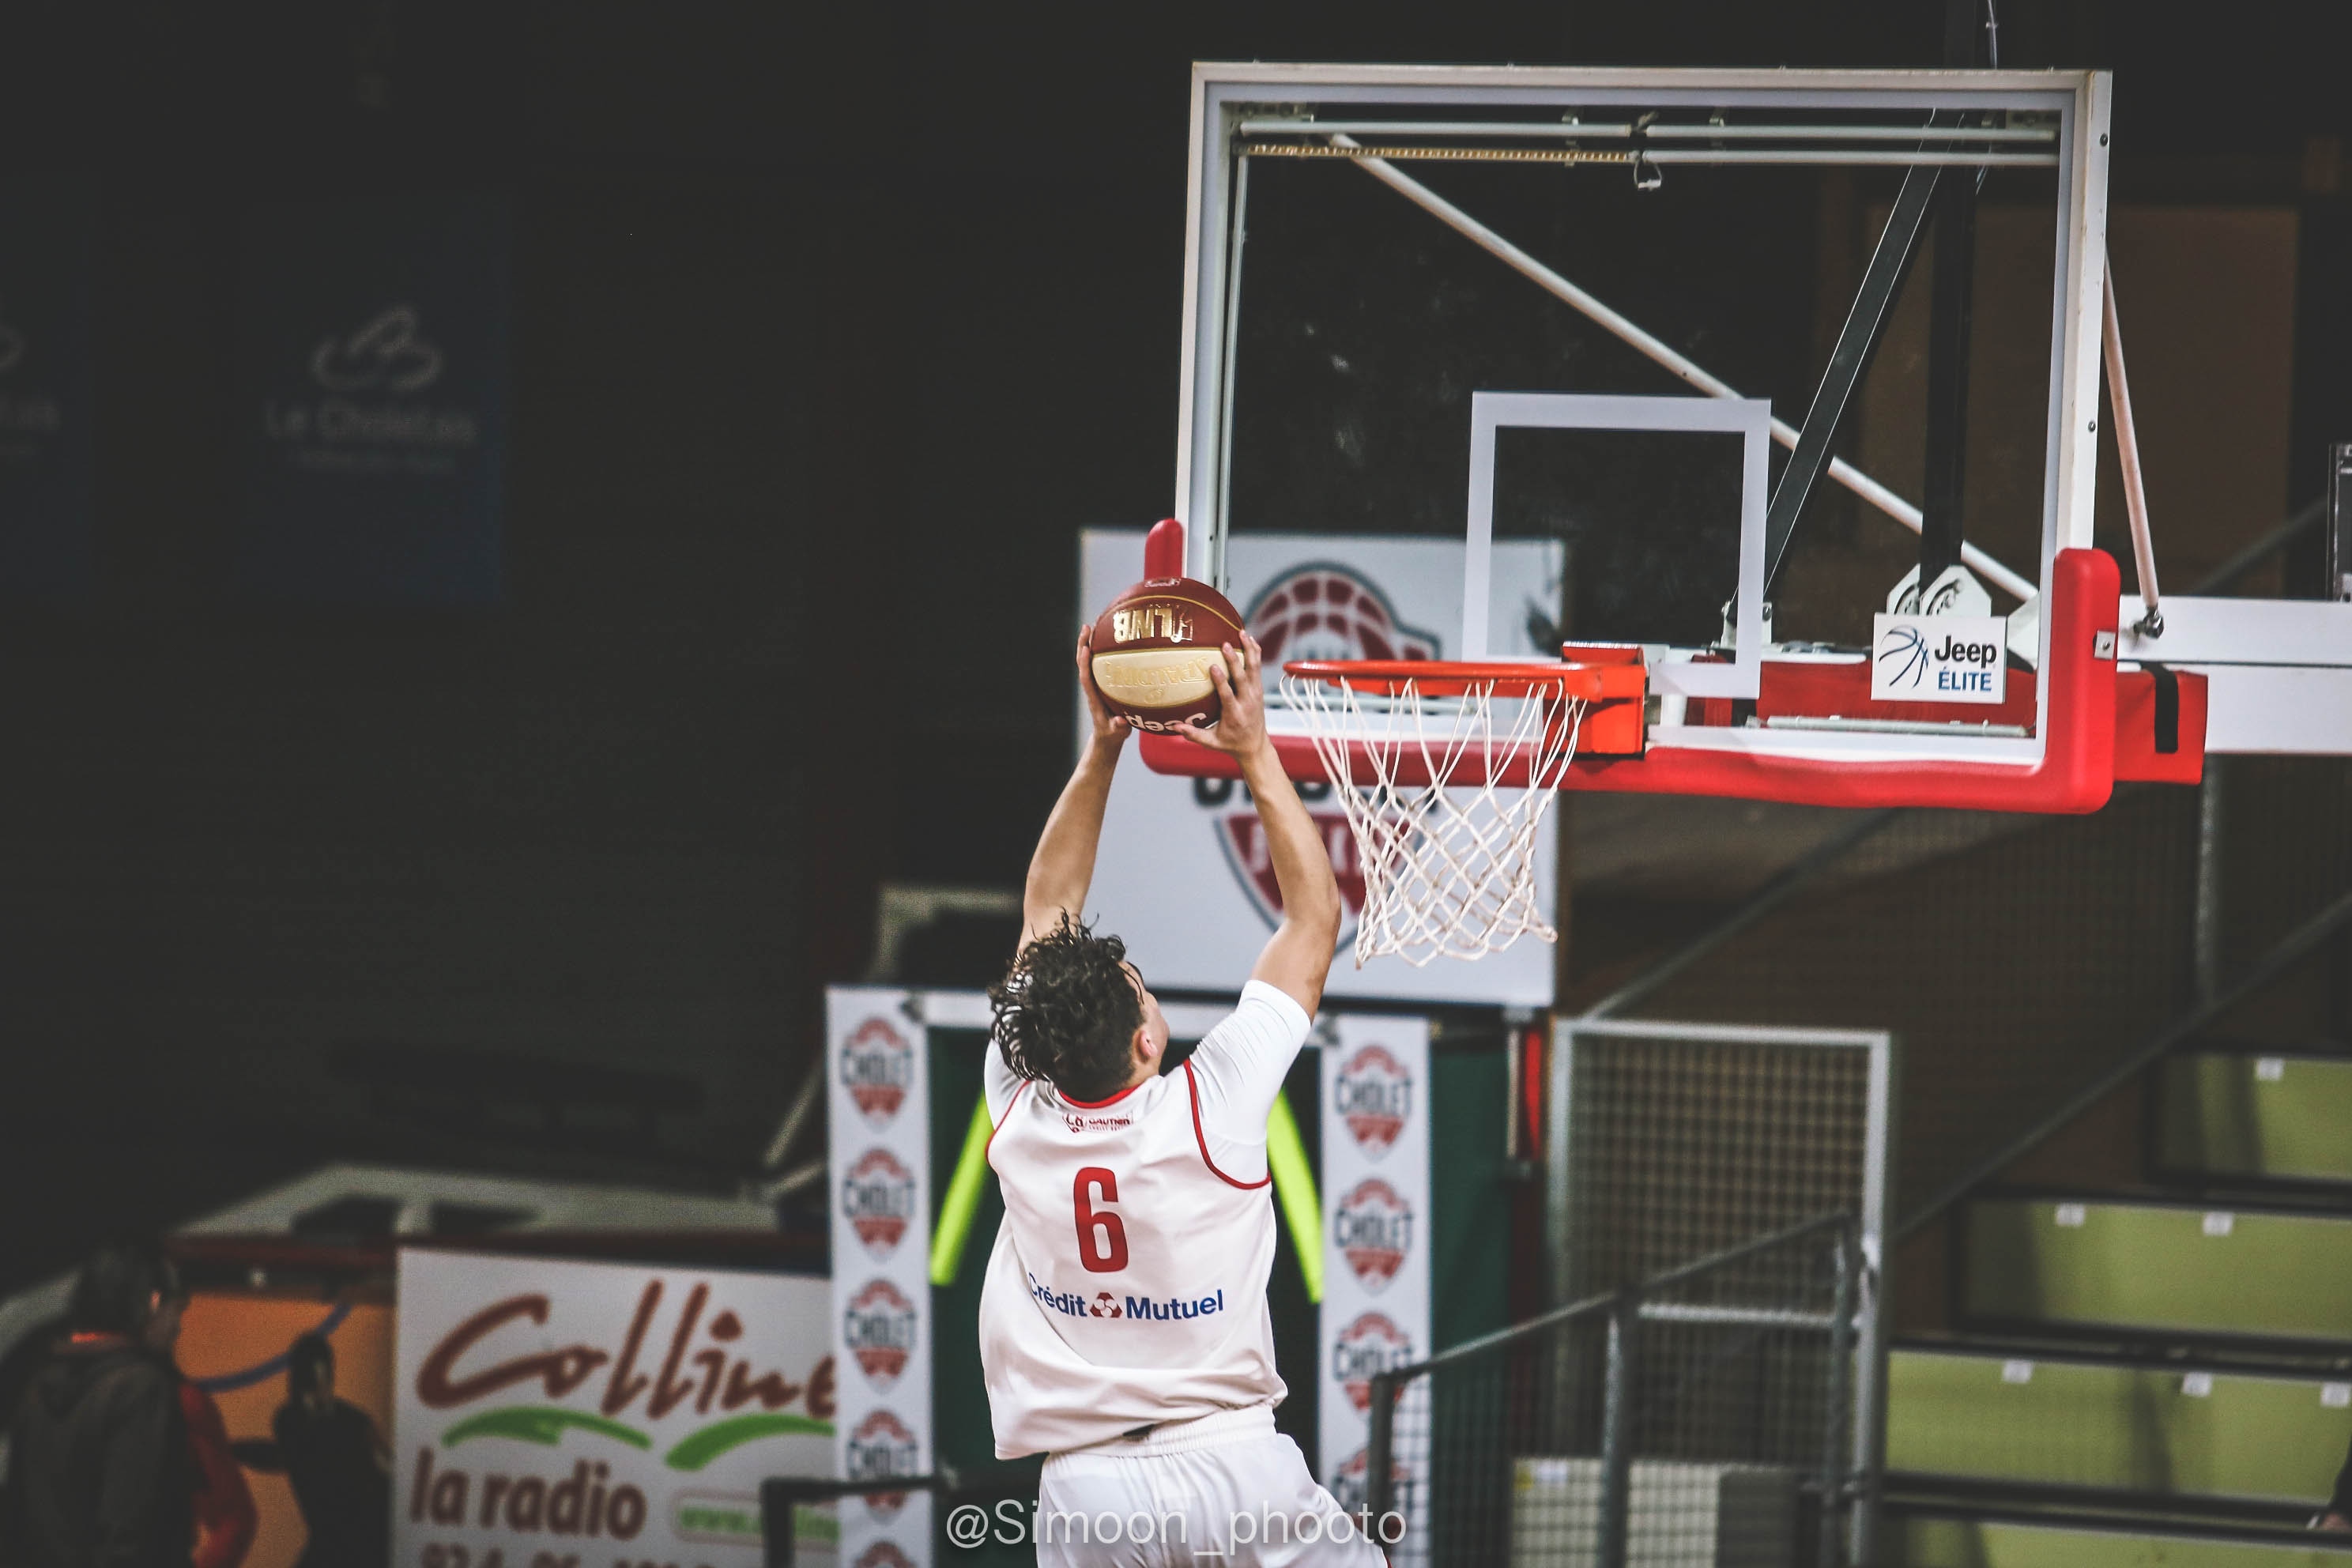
[0,175,96,598]
[237,193,509,605]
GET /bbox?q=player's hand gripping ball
[1088,575,1250,733]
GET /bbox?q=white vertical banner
[827,989,935,1568]
[1321,1014,1431,1560]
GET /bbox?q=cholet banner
[394,1250,834,1566]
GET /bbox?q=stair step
[1964,1197,2352,1344]
[2160,1051,2352,1187]
[1889,1510,2352,1566]
[1888,1346,2352,1506]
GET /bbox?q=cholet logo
[841,1015,913,1130]
[1203,565,1439,934]
[311,303,442,393]
[1332,1178,1414,1294]
[1333,1045,1413,1159]
[1330,1311,1415,1413]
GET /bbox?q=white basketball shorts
[1031,1406,1387,1567]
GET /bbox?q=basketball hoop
[1281,659,1623,968]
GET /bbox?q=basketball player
[979,628,1380,1566]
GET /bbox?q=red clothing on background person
[178,1380,256,1568]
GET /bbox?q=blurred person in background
[270,1333,387,1568]
[0,1242,197,1568]
[167,1312,257,1568]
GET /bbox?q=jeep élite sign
[394,1251,833,1566]
[1082,530,1565,1007]
[1870,612,2009,704]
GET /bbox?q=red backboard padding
[1142,549,2150,813]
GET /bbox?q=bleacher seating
[1962,1197,2352,1344]
[2158,1051,2352,1186]
[1885,1040,2352,1564]
[1890,1346,2351,1505]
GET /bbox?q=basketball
[1088,575,1250,732]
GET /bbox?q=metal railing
[1368,1212,1866,1568]
[758,1466,1030,1568]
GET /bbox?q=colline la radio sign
[394,1250,834,1564]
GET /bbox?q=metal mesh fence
[1555,1025,1879,1302]
[1374,1216,1860,1568]
[1534,1021,1890,1565]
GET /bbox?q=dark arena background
[2,4,2351,1567]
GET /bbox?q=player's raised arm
[1019,627,1131,948]
[1178,634,1342,1016]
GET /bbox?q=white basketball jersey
[978,981,1310,1458]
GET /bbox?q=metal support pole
[1919,176,1977,595]
[1818,1231,1856,1568]
[1764,162,1945,596]
[2106,273,2164,635]
[759,1060,825,1174]
[1849,1244,1885,1568]
[1366,1370,1396,1527]
[1920,0,1984,598]
[1208,146,1251,591]
[2195,756,2227,1005]
[1598,1292,1638,1568]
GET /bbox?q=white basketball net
[1280,671,1586,967]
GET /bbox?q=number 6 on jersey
[1074,1167,1128,1272]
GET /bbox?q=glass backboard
[1167,65,2114,790]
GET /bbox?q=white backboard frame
[1468,391,1772,698]
[1177,64,2115,768]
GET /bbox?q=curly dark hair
[989,913,1144,1102]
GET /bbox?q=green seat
[2160,1054,2352,1185]
[1965,1199,2352,1343]
[1891,1513,2352,1567]
[1889,1348,2352,1504]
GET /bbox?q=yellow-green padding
[930,1094,996,1287]
[1889,1350,2352,1503]
[925,1087,1325,1302]
[1966,1200,2352,1341]
[2160,1054,2352,1185]
[1893,1515,2352,1567]
[1267,1090,1324,1304]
